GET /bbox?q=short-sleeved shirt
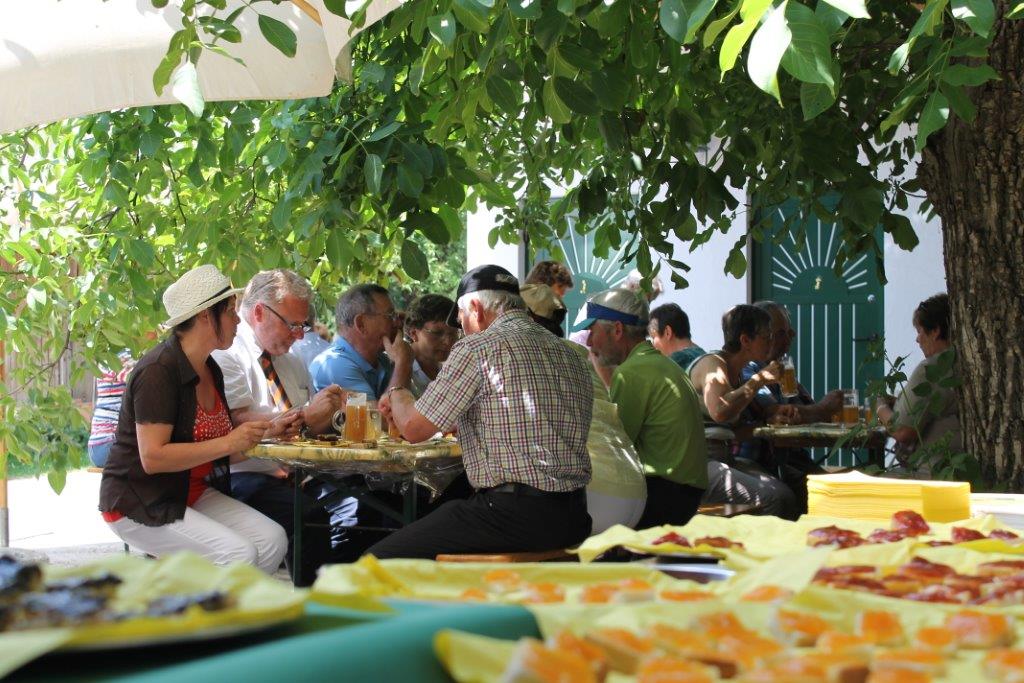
[416,309,593,492]
[89,352,134,449]
[290,331,331,370]
[670,346,706,373]
[309,336,393,399]
[893,349,962,454]
[611,341,709,489]
[212,320,313,475]
[99,335,231,526]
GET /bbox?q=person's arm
[136,420,270,474]
[301,385,346,434]
[883,361,928,448]
[702,359,781,424]
[792,389,843,423]
[382,333,413,394]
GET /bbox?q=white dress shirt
[213,320,312,474]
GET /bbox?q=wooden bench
[435,548,575,563]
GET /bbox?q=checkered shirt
[416,309,593,492]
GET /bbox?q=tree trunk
[918,7,1024,489]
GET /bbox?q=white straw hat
[162,264,243,328]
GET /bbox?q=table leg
[402,479,418,525]
[292,470,303,584]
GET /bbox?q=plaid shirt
[416,309,593,492]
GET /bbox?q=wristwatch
[383,385,409,400]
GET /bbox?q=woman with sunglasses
[99,265,287,572]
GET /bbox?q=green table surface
[10,601,538,682]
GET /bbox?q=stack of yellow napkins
[807,470,970,522]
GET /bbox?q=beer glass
[842,389,860,425]
[365,401,382,441]
[344,392,368,441]
[779,354,798,398]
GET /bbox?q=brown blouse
[99,335,230,526]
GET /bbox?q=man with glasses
[310,284,408,400]
[213,268,351,583]
[403,294,460,397]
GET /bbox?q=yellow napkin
[808,471,970,522]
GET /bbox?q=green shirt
[610,341,709,488]
[670,346,706,373]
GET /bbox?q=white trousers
[107,488,288,574]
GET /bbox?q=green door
[533,221,636,336]
[752,200,885,466]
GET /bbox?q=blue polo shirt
[309,336,393,399]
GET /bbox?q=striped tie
[259,351,292,411]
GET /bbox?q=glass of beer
[365,401,382,441]
[344,392,368,441]
[862,397,874,424]
[842,389,860,425]
[779,354,798,398]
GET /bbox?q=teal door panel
[753,200,885,467]
[534,220,636,336]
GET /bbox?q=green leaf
[940,81,977,122]
[324,0,347,17]
[396,164,424,197]
[542,79,572,124]
[170,62,205,117]
[366,120,402,142]
[915,90,949,152]
[1009,2,1024,18]
[821,0,869,19]
[940,63,999,86]
[452,0,490,32]
[364,153,383,193]
[780,2,836,89]
[508,0,543,20]
[271,198,292,230]
[724,240,747,278]
[590,63,629,111]
[427,13,457,48]
[800,81,836,119]
[257,14,297,58]
[26,286,47,310]
[102,181,130,207]
[139,131,162,158]
[407,211,450,244]
[882,213,919,250]
[720,0,773,73]
[47,469,66,496]
[553,77,600,115]
[747,1,792,102]
[400,240,430,280]
[486,75,522,112]
[263,141,288,170]
[661,0,688,43]
[887,42,912,73]
[535,7,568,50]
[952,0,994,37]
[703,1,740,48]
[326,228,351,269]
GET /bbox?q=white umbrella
[0,0,404,134]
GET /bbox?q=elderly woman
[876,293,961,458]
[688,305,799,519]
[99,265,287,572]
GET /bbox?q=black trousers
[637,476,704,528]
[365,487,592,560]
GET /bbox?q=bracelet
[384,386,408,399]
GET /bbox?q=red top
[102,392,232,523]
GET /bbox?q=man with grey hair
[213,268,349,583]
[309,283,408,399]
[579,288,708,526]
[371,264,594,559]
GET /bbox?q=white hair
[457,290,525,316]
[240,269,313,314]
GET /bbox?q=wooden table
[246,438,462,581]
[752,423,889,469]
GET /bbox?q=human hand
[383,333,413,369]
[303,385,346,431]
[225,421,271,452]
[379,391,393,420]
[820,389,844,414]
[266,409,303,438]
[756,361,783,385]
[769,404,800,425]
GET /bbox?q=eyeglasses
[369,310,402,323]
[264,304,311,334]
[420,327,462,342]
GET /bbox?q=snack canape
[854,610,904,646]
[867,529,908,544]
[660,590,716,602]
[580,583,617,604]
[652,532,691,547]
[459,587,488,601]
[891,510,930,537]
[984,649,1024,682]
[522,582,565,604]
[584,628,656,674]
[951,526,986,543]
[989,529,1021,541]
[771,609,831,646]
[636,657,715,683]
[646,624,737,678]
[691,611,751,639]
[912,626,957,654]
[807,526,867,549]
[945,610,1015,648]
[483,569,523,594]
[500,638,596,683]
[693,536,745,550]
[547,631,609,681]
[717,632,785,671]
[866,670,931,683]
[612,578,656,604]
[977,560,1024,578]
[871,648,945,676]
[740,585,794,603]
[817,630,873,657]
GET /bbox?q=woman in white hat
[99,265,287,573]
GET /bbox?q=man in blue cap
[371,264,594,558]
[580,288,709,526]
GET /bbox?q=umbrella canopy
[0,0,403,134]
